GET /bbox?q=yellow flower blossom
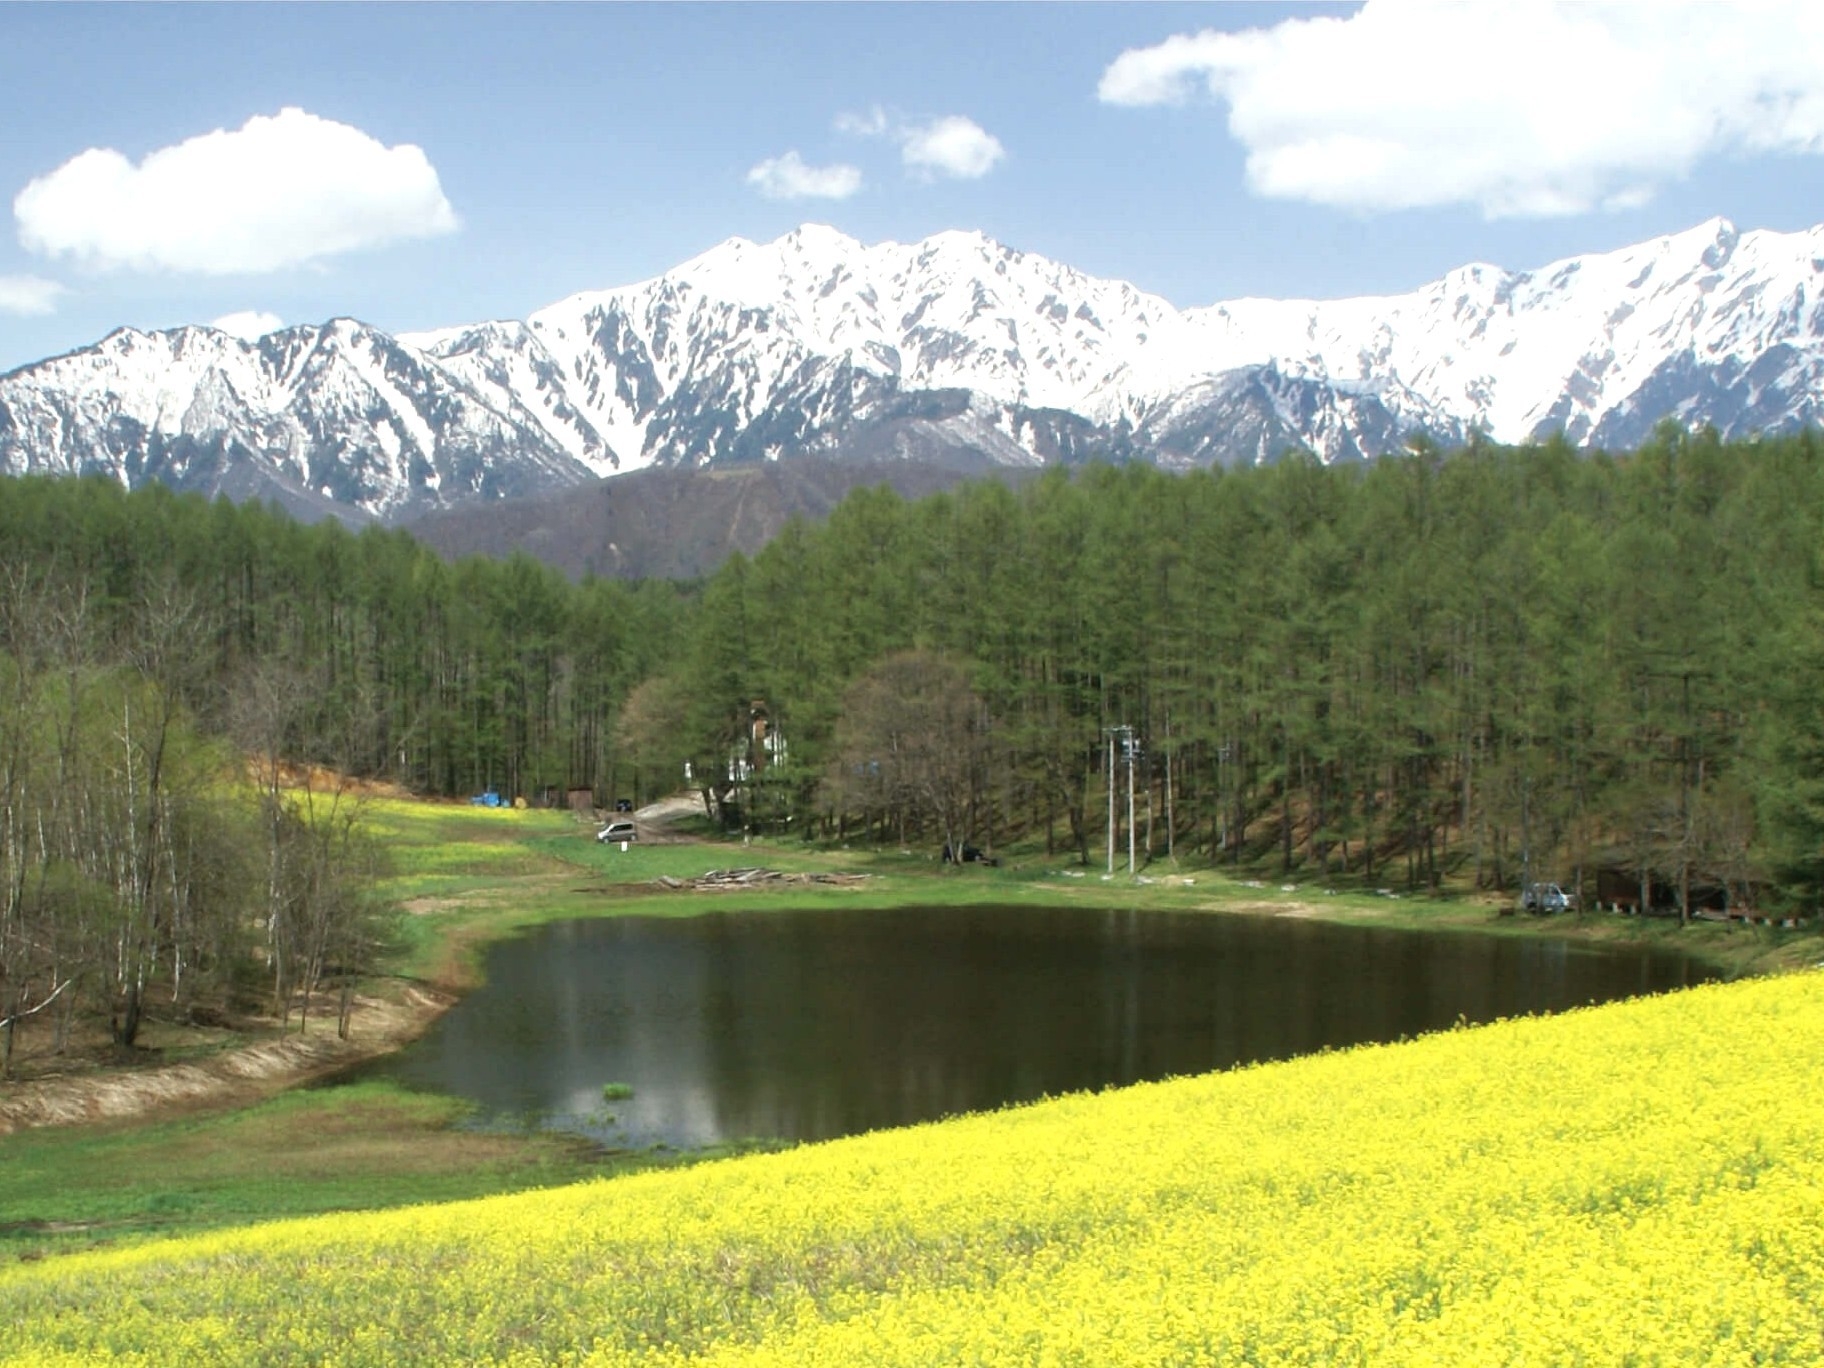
[2,973,1821,1366]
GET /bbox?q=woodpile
[653,868,871,891]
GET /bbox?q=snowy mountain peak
[7,218,1824,524]
[780,222,863,253]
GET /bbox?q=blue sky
[5,1,1824,372]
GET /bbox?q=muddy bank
[0,985,455,1136]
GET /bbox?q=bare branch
[0,976,74,1032]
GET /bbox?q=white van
[596,819,638,844]
[1522,882,1574,913]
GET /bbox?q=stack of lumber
[652,868,871,891]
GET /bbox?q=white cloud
[1098,0,1824,218]
[837,108,1007,182]
[899,116,1005,181]
[834,106,890,138]
[746,151,863,201]
[0,275,64,315]
[14,107,460,273]
[212,309,283,340]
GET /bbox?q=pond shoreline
[0,982,459,1137]
[367,896,1726,1153]
[2,826,1812,1138]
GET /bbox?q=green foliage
[666,434,1824,916]
[0,585,266,1053]
[8,428,1824,919]
[0,475,693,804]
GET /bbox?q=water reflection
[359,905,1712,1148]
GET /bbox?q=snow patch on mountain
[0,320,594,520]
[7,217,1824,522]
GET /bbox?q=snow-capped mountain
[0,319,594,521]
[1181,217,1824,451]
[403,224,1190,480]
[5,217,1824,522]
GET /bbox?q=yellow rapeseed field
[3,970,1821,1366]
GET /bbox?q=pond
[353,904,1715,1149]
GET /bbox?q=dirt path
[0,985,455,1136]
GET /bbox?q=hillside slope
[402,456,1004,581]
[3,971,1818,1366]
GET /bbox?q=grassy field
[3,968,1820,1365]
[0,1083,599,1260]
[372,796,1815,985]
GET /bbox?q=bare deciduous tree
[827,650,993,857]
[230,657,384,1034]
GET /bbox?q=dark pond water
[352,905,1715,1149]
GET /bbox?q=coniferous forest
[4,425,1824,1026]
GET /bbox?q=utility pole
[1106,724,1135,876]
[1105,728,1116,876]
[1520,774,1531,911]
[1126,730,1137,875]
[1163,710,1174,860]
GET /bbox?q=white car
[596,819,638,844]
[1522,882,1574,914]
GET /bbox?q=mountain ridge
[5,216,1824,523]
